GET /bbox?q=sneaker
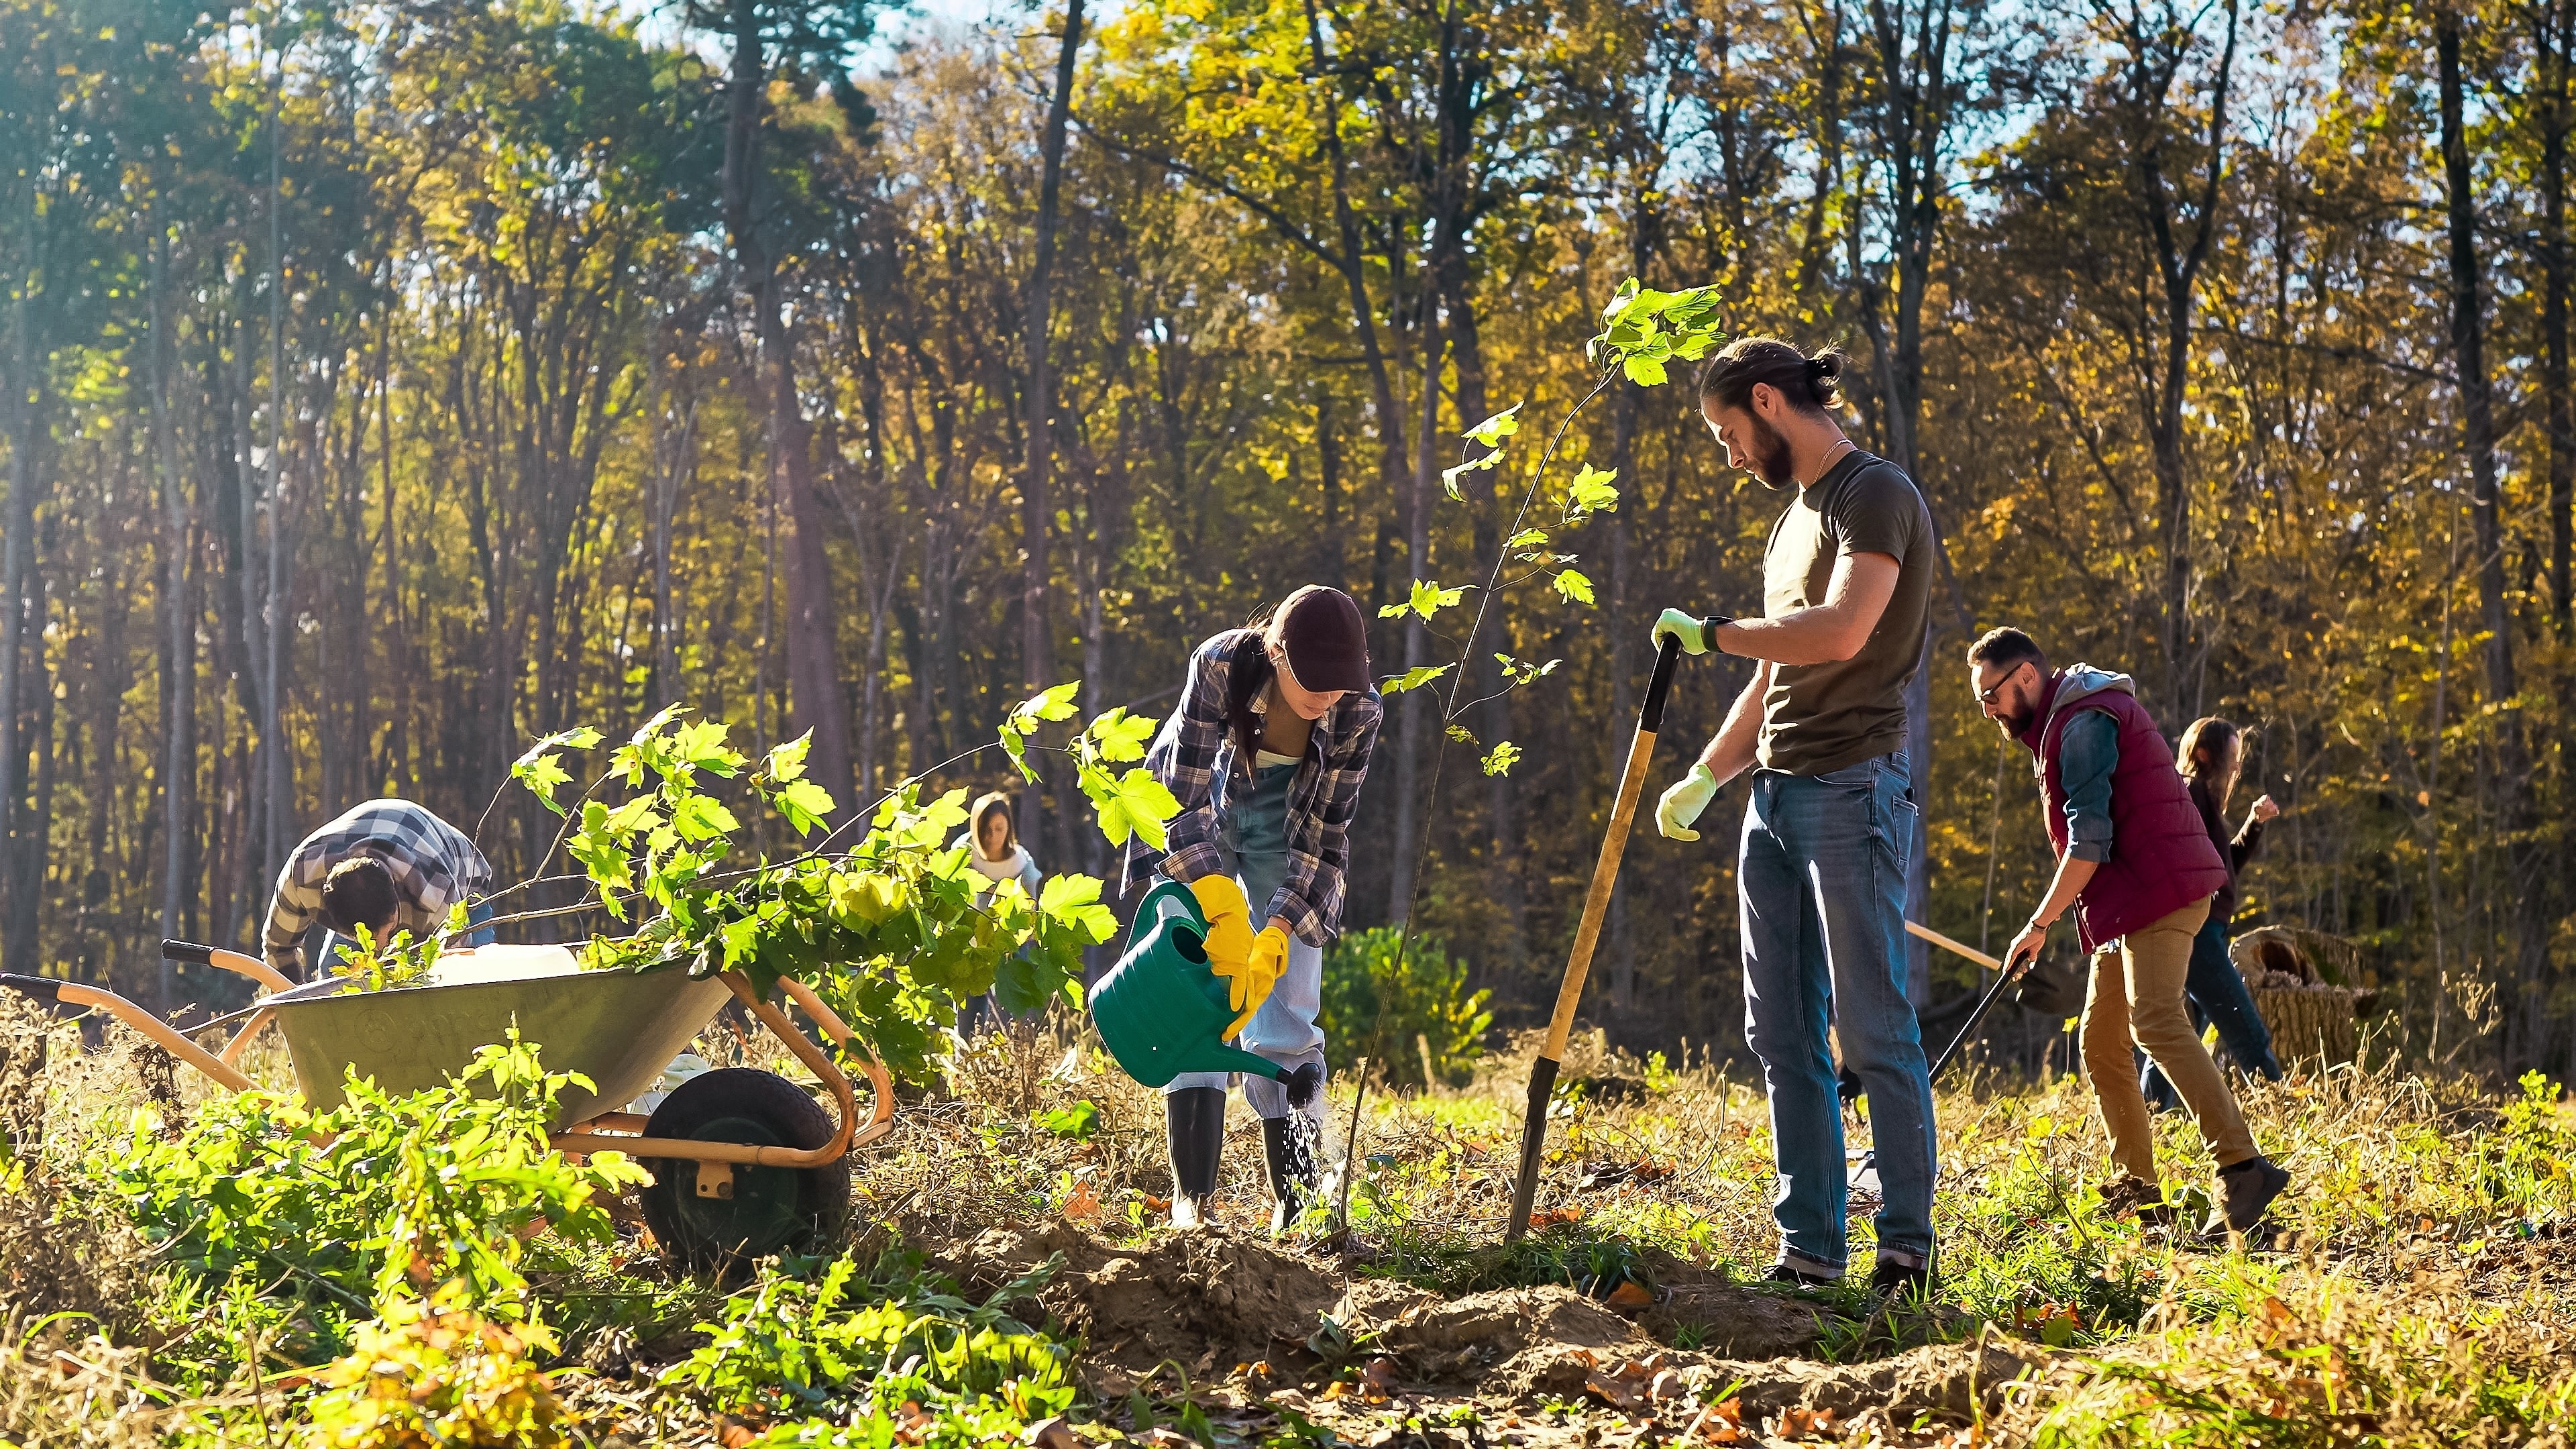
[2208,1155,2290,1236]
[2099,1175,2177,1226]
[1760,1258,1842,1290]
[1868,1256,1933,1303]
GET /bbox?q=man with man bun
[1648,337,1941,1299]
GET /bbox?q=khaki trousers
[2080,897,2256,1183]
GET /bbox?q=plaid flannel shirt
[1122,629,1383,946]
[264,799,492,977]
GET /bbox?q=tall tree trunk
[2438,9,2546,1069]
[1021,0,1085,849]
[154,225,194,1008]
[2542,0,2575,630]
[724,0,852,820]
[1862,0,1970,1003]
[264,83,290,888]
[1300,0,1419,920]
[0,215,34,971]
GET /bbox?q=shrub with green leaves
[1320,926,1494,1089]
[496,701,1162,1083]
[103,1032,644,1371]
[659,1249,1072,1430]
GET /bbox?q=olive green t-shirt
[1754,450,1935,775]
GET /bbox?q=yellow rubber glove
[1656,761,1719,842]
[1185,873,1255,977]
[1222,924,1291,1040]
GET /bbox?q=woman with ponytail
[1122,585,1381,1231]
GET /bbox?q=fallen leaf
[1320,1381,1350,1400]
[716,1415,759,1449]
[1682,1399,1744,1444]
[1021,1415,1077,1449]
[1648,1368,1689,1401]
[1607,1281,1656,1307]
[1063,1182,1103,1222]
[1143,1194,1173,1212]
[1585,1373,1644,1412]
[1777,1405,1837,1440]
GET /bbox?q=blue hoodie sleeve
[2059,710,2119,862]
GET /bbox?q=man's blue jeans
[1739,751,1937,1273]
[2141,916,2283,1108]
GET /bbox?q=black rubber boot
[1263,1114,1318,1235]
[1165,1087,1226,1228]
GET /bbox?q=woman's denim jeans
[1739,751,1937,1273]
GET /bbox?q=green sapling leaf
[1379,663,1454,695]
[1441,448,1503,500]
[1555,569,1597,605]
[1463,401,1523,445]
[1481,741,1523,777]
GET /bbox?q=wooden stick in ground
[1506,637,1681,1242]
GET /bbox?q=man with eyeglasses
[1968,626,2291,1238]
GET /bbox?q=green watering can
[1091,879,1321,1107]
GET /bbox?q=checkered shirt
[1122,629,1382,946]
[264,799,492,977]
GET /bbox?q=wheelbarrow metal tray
[268,956,732,1126]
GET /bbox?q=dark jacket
[2017,666,2229,953]
[2186,776,2265,928]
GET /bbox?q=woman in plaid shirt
[1122,585,1381,1230]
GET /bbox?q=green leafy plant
[1319,926,1494,1089]
[1382,279,1727,777]
[305,1285,576,1449]
[481,702,1158,1083]
[659,1250,1072,1428]
[104,1033,645,1369]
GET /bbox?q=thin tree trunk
[2438,10,2546,1069]
[154,225,194,1008]
[724,0,852,819]
[0,210,34,969]
[264,83,290,888]
[2543,0,2575,629]
[1021,0,1085,851]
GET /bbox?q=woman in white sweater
[954,790,1043,1036]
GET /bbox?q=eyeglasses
[1975,659,2031,706]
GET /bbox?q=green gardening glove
[1652,606,1725,655]
[1656,761,1720,842]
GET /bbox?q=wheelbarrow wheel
[639,1067,851,1275]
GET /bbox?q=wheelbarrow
[0,938,895,1273]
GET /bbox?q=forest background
[1,0,2566,1081]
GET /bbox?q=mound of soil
[924,1222,1837,1396]
[928,1220,1352,1373]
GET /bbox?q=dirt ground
[911,1220,2047,1448]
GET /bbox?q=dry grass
[0,998,2571,1444]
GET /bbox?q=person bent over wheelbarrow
[1970,627,2292,1237]
[265,798,496,982]
[1123,586,1379,1232]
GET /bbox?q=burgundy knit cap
[1275,585,1370,694]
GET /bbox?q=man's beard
[1992,703,2035,739]
[1742,413,1797,490]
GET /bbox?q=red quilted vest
[2019,672,2228,953]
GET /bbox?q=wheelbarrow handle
[1,973,255,1093]
[162,939,294,994]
